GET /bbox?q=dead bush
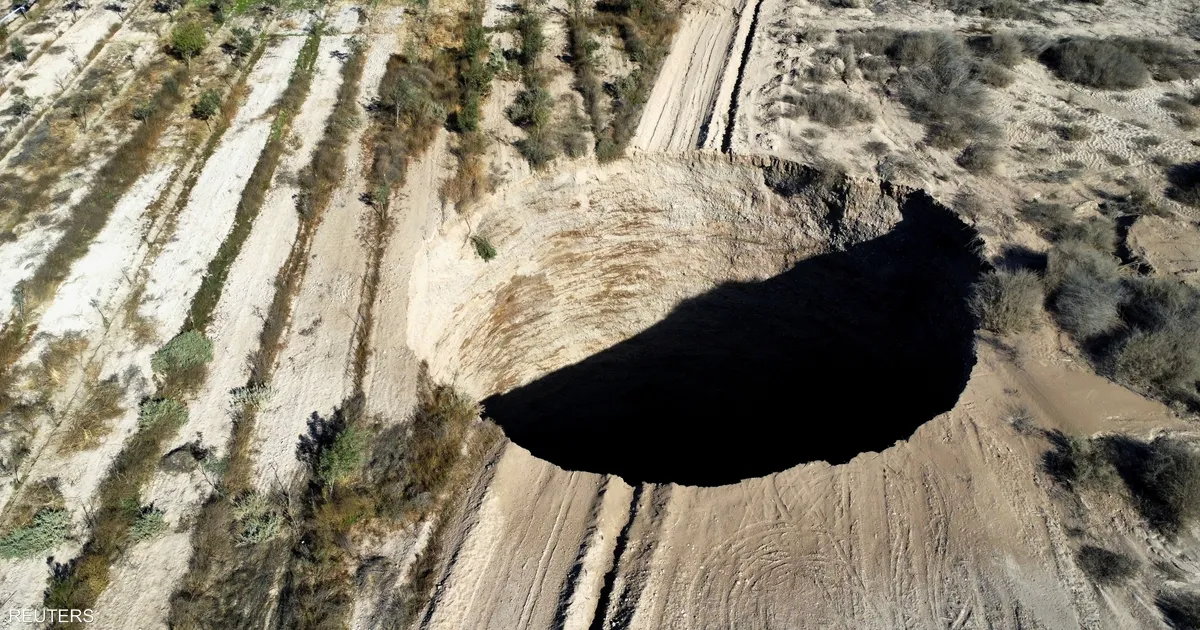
[956,142,1001,173]
[1042,430,1120,490]
[1158,590,1200,630]
[1018,200,1073,237]
[973,59,1013,87]
[1105,435,1200,536]
[969,32,1025,67]
[1076,545,1138,585]
[1045,240,1126,339]
[1058,124,1091,141]
[785,90,874,128]
[60,376,125,453]
[969,269,1043,335]
[885,31,1000,148]
[1167,162,1200,207]
[1040,38,1149,89]
[1110,37,1200,82]
[1053,216,1116,253]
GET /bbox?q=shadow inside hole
[482,192,985,486]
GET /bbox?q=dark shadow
[482,191,984,486]
[993,244,1047,272]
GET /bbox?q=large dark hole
[482,192,985,486]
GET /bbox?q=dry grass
[58,374,125,453]
[784,90,874,128]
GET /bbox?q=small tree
[10,38,28,62]
[170,21,207,63]
[192,89,221,120]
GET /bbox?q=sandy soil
[249,6,388,489]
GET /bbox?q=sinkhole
[408,157,984,486]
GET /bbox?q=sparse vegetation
[969,269,1043,335]
[1075,545,1138,585]
[185,29,315,333]
[0,508,70,558]
[846,30,1000,149]
[1018,200,1073,237]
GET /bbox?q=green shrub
[1040,38,1149,89]
[1076,545,1138,585]
[170,22,207,63]
[138,398,188,430]
[226,26,255,61]
[471,234,497,261]
[131,101,155,121]
[231,493,283,546]
[129,506,167,542]
[506,86,553,128]
[10,37,27,62]
[0,509,70,558]
[969,269,1043,335]
[192,89,221,120]
[317,426,364,486]
[151,330,213,375]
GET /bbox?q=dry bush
[1040,38,1149,89]
[1042,430,1120,490]
[973,59,1013,87]
[956,142,1001,174]
[969,269,1043,335]
[1160,94,1200,130]
[1053,216,1117,253]
[1076,545,1138,585]
[60,376,125,453]
[785,90,874,128]
[1058,124,1091,141]
[1110,37,1200,82]
[1167,162,1200,207]
[1018,200,1073,237]
[1104,435,1200,537]
[1158,590,1200,630]
[882,31,1000,149]
[969,32,1026,67]
[1045,240,1126,339]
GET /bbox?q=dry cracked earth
[0,0,1199,627]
